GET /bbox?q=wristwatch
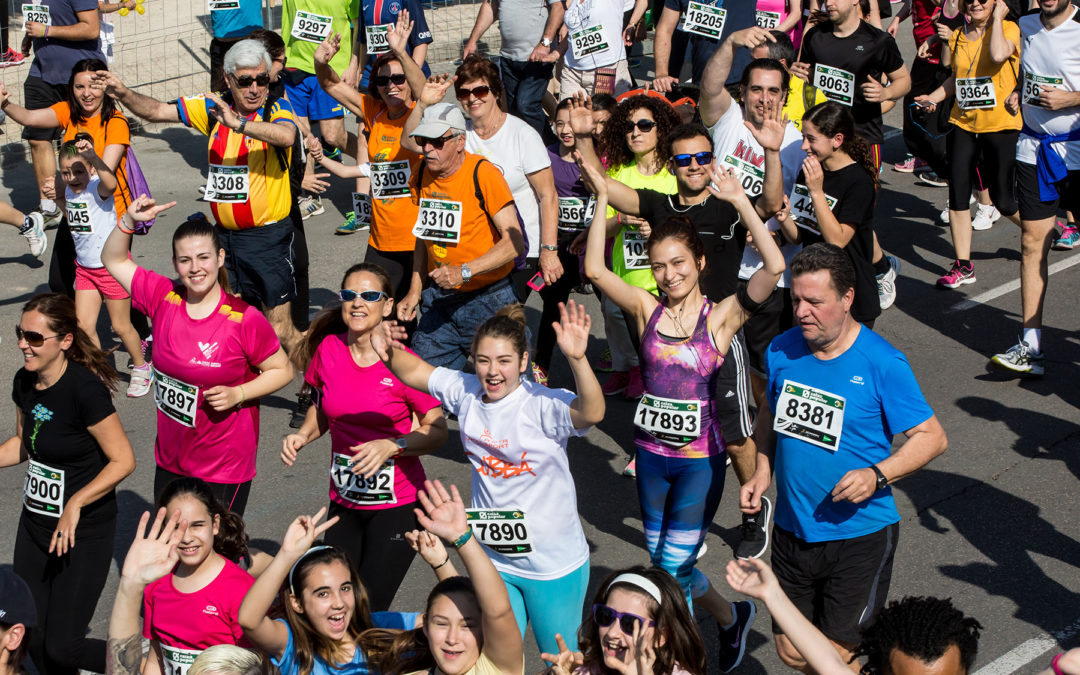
[869,464,889,491]
[540,244,559,252]
[394,437,408,454]
[460,263,472,283]
[540,37,554,48]
[237,118,248,135]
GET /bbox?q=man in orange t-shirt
[399,102,525,370]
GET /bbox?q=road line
[947,252,1080,313]
[973,617,1080,675]
[884,128,903,140]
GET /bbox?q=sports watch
[870,464,888,491]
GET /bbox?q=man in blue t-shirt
[209,0,264,91]
[742,242,948,673]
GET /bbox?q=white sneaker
[971,203,1001,231]
[19,212,47,259]
[876,255,900,310]
[127,363,153,397]
[941,194,978,225]
[40,208,62,230]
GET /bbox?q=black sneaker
[717,600,757,672]
[289,387,312,429]
[735,496,772,560]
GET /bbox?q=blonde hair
[188,645,262,675]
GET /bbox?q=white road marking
[884,128,903,140]
[973,617,1080,675]
[947,252,1080,313]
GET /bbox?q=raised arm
[701,27,776,127]
[988,1,1017,64]
[651,7,683,92]
[748,99,789,217]
[0,83,62,128]
[102,196,177,293]
[401,74,456,155]
[555,300,605,429]
[94,71,179,123]
[566,94,641,214]
[371,322,438,393]
[204,93,296,148]
[315,32,365,116]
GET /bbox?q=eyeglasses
[455,84,491,100]
[593,604,656,634]
[630,119,658,133]
[339,289,390,303]
[419,132,458,150]
[375,73,408,88]
[233,73,270,88]
[16,326,62,348]
[671,152,714,167]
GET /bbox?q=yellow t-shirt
[948,21,1022,133]
[784,76,828,131]
[607,163,677,293]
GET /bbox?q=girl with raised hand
[370,301,604,657]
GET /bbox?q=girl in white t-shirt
[371,300,605,657]
[57,134,151,398]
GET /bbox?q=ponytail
[22,294,119,392]
[803,101,879,189]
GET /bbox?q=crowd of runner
[1,0,1078,673]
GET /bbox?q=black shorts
[740,283,794,375]
[715,329,754,443]
[364,246,415,302]
[771,522,899,645]
[218,217,296,309]
[22,76,66,142]
[1016,161,1080,222]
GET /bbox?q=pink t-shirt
[305,334,440,511]
[755,0,803,48]
[132,267,281,483]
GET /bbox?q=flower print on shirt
[28,403,54,454]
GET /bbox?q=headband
[288,545,334,595]
[606,573,663,606]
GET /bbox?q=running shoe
[971,203,1000,231]
[290,387,313,428]
[298,195,325,220]
[990,338,1044,376]
[936,261,976,289]
[892,155,928,173]
[594,347,614,373]
[916,170,948,188]
[735,496,772,560]
[876,255,900,310]
[601,371,630,396]
[0,48,25,67]
[939,200,950,225]
[336,211,362,234]
[127,363,153,398]
[531,362,549,386]
[625,366,644,399]
[1052,224,1079,251]
[126,338,152,369]
[40,207,62,230]
[320,141,342,162]
[717,601,757,673]
[19,211,47,259]
[622,456,636,477]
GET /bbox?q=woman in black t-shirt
[2,293,135,675]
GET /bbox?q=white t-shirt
[563,0,626,71]
[1017,7,1080,169]
[466,114,550,258]
[427,368,591,580]
[65,175,117,269]
[708,103,804,286]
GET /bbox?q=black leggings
[535,244,583,371]
[324,500,419,611]
[15,515,113,675]
[290,216,310,332]
[154,466,252,517]
[947,127,1019,217]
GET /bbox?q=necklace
[667,193,709,213]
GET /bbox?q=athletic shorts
[740,283,793,375]
[218,217,296,309]
[715,329,754,443]
[1016,161,1080,222]
[283,69,344,121]
[22,76,66,142]
[75,264,129,299]
[771,522,899,645]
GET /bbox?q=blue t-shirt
[662,0,754,85]
[765,326,934,543]
[271,612,419,675]
[29,0,106,85]
[357,0,433,88]
[211,0,264,39]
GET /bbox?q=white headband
[607,573,663,606]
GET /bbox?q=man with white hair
[96,40,302,350]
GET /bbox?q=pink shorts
[75,264,129,300]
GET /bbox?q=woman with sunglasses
[3,293,135,675]
[284,262,447,611]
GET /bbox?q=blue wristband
[451,527,473,549]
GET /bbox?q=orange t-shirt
[361,95,422,253]
[50,103,134,217]
[414,152,515,293]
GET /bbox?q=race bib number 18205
[681,2,726,39]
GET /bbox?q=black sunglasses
[593,604,656,634]
[630,119,658,132]
[16,326,62,348]
[233,73,271,88]
[671,151,714,167]
[339,289,390,303]
[375,73,408,87]
[456,84,491,100]
[418,132,458,150]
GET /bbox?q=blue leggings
[499,560,590,655]
[636,448,728,603]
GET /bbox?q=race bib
[622,229,649,269]
[755,9,780,29]
[773,379,846,452]
[291,10,333,43]
[720,153,765,197]
[24,460,63,517]
[956,76,995,110]
[413,198,462,243]
[330,455,397,505]
[813,64,855,106]
[22,3,50,25]
[466,509,532,556]
[351,192,373,228]
[161,646,201,675]
[154,370,199,428]
[681,2,726,39]
[1023,72,1063,105]
[365,23,391,54]
[208,0,240,10]
[65,201,92,233]
[204,165,249,203]
[557,196,597,232]
[371,160,412,199]
[634,394,702,446]
[570,25,609,59]
[789,183,837,233]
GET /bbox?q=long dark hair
[22,294,119,392]
[155,477,249,563]
[68,59,121,127]
[601,95,681,171]
[803,102,878,189]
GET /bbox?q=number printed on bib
[466,509,532,556]
[371,160,412,199]
[161,646,201,675]
[24,460,64,517]
[154,370,199,428]
[634,394,702,446]
[788,183,837,233]
[622,229,649,269]
[570,25,609,59]
[291,10,333,43]
[813,64,855,106]
[204,165,250,203]
[720,154,765,196]
[366,23,391,54]
[331,455,397,505]
[351,192,373,227]
[773,379,845,451]
[558,195,597,232]
[413,198,463,243]
[208,0,240,10]
[755,9,780,29]
[22,4,50,25]
[681,2,727,39]
[1023,72,1063,105]
[65,201,92,233]
[956,76,995,110]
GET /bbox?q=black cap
[0,569,37,627]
